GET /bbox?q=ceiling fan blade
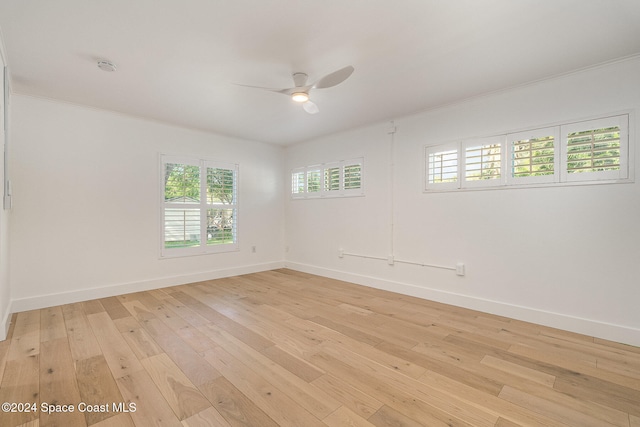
[237,83,314,97]
[313,65,354,89]
[235,83,289,93]
[303,101,319,114]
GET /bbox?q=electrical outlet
[456,262,465,276]
[338,248,344,258]
[387,255,394,265]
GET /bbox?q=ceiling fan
[241,65,354,114]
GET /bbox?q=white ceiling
[1,1,640,146]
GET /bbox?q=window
[291,157,364,198]
[324,165,340,192]
[462,136,504,187]
[291,169,305,195]
[562,115,628,182]
[424,113,630,192]
[425,144,458,190]
[343,162,363,192]
[506,127,560,185]
[161,155,238,257]
[306,168,322,193]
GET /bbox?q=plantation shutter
[506,127,560,185]
[461,136,505,188]
[425,144,459,190]
[561,115,628,182]
[161,155,238,257]
[343,160,363,193]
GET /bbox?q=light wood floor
[0,269,639,427]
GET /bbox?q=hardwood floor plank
[310,374,383,420]
[100,297,131,321]
[480,354,556,387]
[308,315,384,346]
[368,404,432,427]
[309,350,481,427]
[116,370,182,427]
[123,302,221,387]
[87,312,144,379]
[140,353,210,421]
[201,325,341,420]
[180,407,231,427]
[509,341,640,390]
[260,345,324,382]
[81,300,105,315]
[8,310,40,361]
[170,290,274,351]
[375,340,504,395]
[321,342,500,426]
[0,339,9,385]
[497,380,630,427]
[75,355,125,426]
[91,413,135,427]
[0,356,39,427]
[419,369,573,427]
[198,376,279,427]
[499,385,620,427]
[114,317,164,360]
[39,307,66,343]
[62,303,102,361]
[203,346,326,427]
[553,374,640,417]
[323,406,377,427]
[39,337,86,427]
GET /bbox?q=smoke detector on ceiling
[97,60,117,72]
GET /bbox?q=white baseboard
[284,261,640,348]
[10,261,285,315]
[0,302,11,341]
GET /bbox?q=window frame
[160,154,239,258]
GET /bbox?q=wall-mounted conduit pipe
[341,252,456,271]
[338,121,463,275]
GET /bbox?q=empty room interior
[0,1,639,426]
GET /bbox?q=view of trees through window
[163,161,237,251]
[425,114,629,190]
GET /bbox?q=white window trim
[160,154,239,258]
[424,112,633,193]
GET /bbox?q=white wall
[9,95,284,311]
[285,57,640,346]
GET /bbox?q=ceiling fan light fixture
[291,92,309,103]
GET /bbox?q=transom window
[425,114,630,191]
[292,158,364,198]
